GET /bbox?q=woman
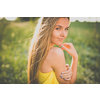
[28,17,78,84]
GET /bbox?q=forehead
[56,18,69,26]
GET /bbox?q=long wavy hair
[28,17,70,84]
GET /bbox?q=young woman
[28,17,78,84]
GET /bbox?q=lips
[58,38,64,42]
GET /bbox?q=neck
[49,44,54,49]
[50,43,54,47]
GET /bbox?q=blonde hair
[28,17,70,84]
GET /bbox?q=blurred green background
[0,17,100,84]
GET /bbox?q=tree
[16,17,40,22]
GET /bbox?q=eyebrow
[55,25,69,28]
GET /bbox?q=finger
[66,64,69,67]
[60,74,72,80]
[66,74,72,78]
[63,75,72,79]
[61,73,72,79]
[63,44,70,49]
[60,76,71,80]
[60,74,72,79]
[66,66,69,71]
[68,68,72,73]
[61,45,70,50]
[61,45,70,52]
[59,43,71,46]
[63,77,71,81]
[66,67,69,71]
[64,72,73,76]
[61,71,72,75]
[67,68,72,72]
[61,73,72,78]
[62,43,72,46]
[61,69,72,74]
[62,71,73,75]
[64,77,71,81]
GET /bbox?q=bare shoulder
[49,47,64,55]
[48,47,65,68]
[47,47,71,84]
[48,47,70,84]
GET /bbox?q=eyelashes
[56,28,60,30]
[56,28,69,31]
[65,28,69,30]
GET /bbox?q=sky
[0,17,100,22]
[70,17,100,22]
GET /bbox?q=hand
[60,64,73,81]
[60,43,78,58]
[66,64,70,70]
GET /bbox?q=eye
[65,28,68,31]
[56,28,60,30]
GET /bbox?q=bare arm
[70,56,78,84]
[49,47,71,84]
[60,43,78,84]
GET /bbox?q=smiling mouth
[58,38,63,42]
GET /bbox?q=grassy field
[0,19,100,84]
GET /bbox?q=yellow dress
[38,70,59,84]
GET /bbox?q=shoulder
[49,47,64,57]
[48,47,70,84]
[48,47,65,68]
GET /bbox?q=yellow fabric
[38,70,59,84]
[38,46,59,84]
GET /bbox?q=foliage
[0,18,100,84]
[16,17,40,22]
[64,21,100,83]
[0,19,36,83]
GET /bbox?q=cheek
[66,33,68,37]
[52,30,60,38]
[65,32,68,37]
[63,32,68,40]
[51,31,59,43]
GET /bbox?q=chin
[55,42,62,46]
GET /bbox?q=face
[51,17,69,47]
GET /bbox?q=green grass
[0,20,37,83]
[0,19,100,84]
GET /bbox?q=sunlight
[5,17,17,21]
[0,17,100,22]
[70,17,100,22]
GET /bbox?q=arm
[60,43,78,84]
[49,47,71,84]
[70,56,78,84]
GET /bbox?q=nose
[60,29,67,37]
